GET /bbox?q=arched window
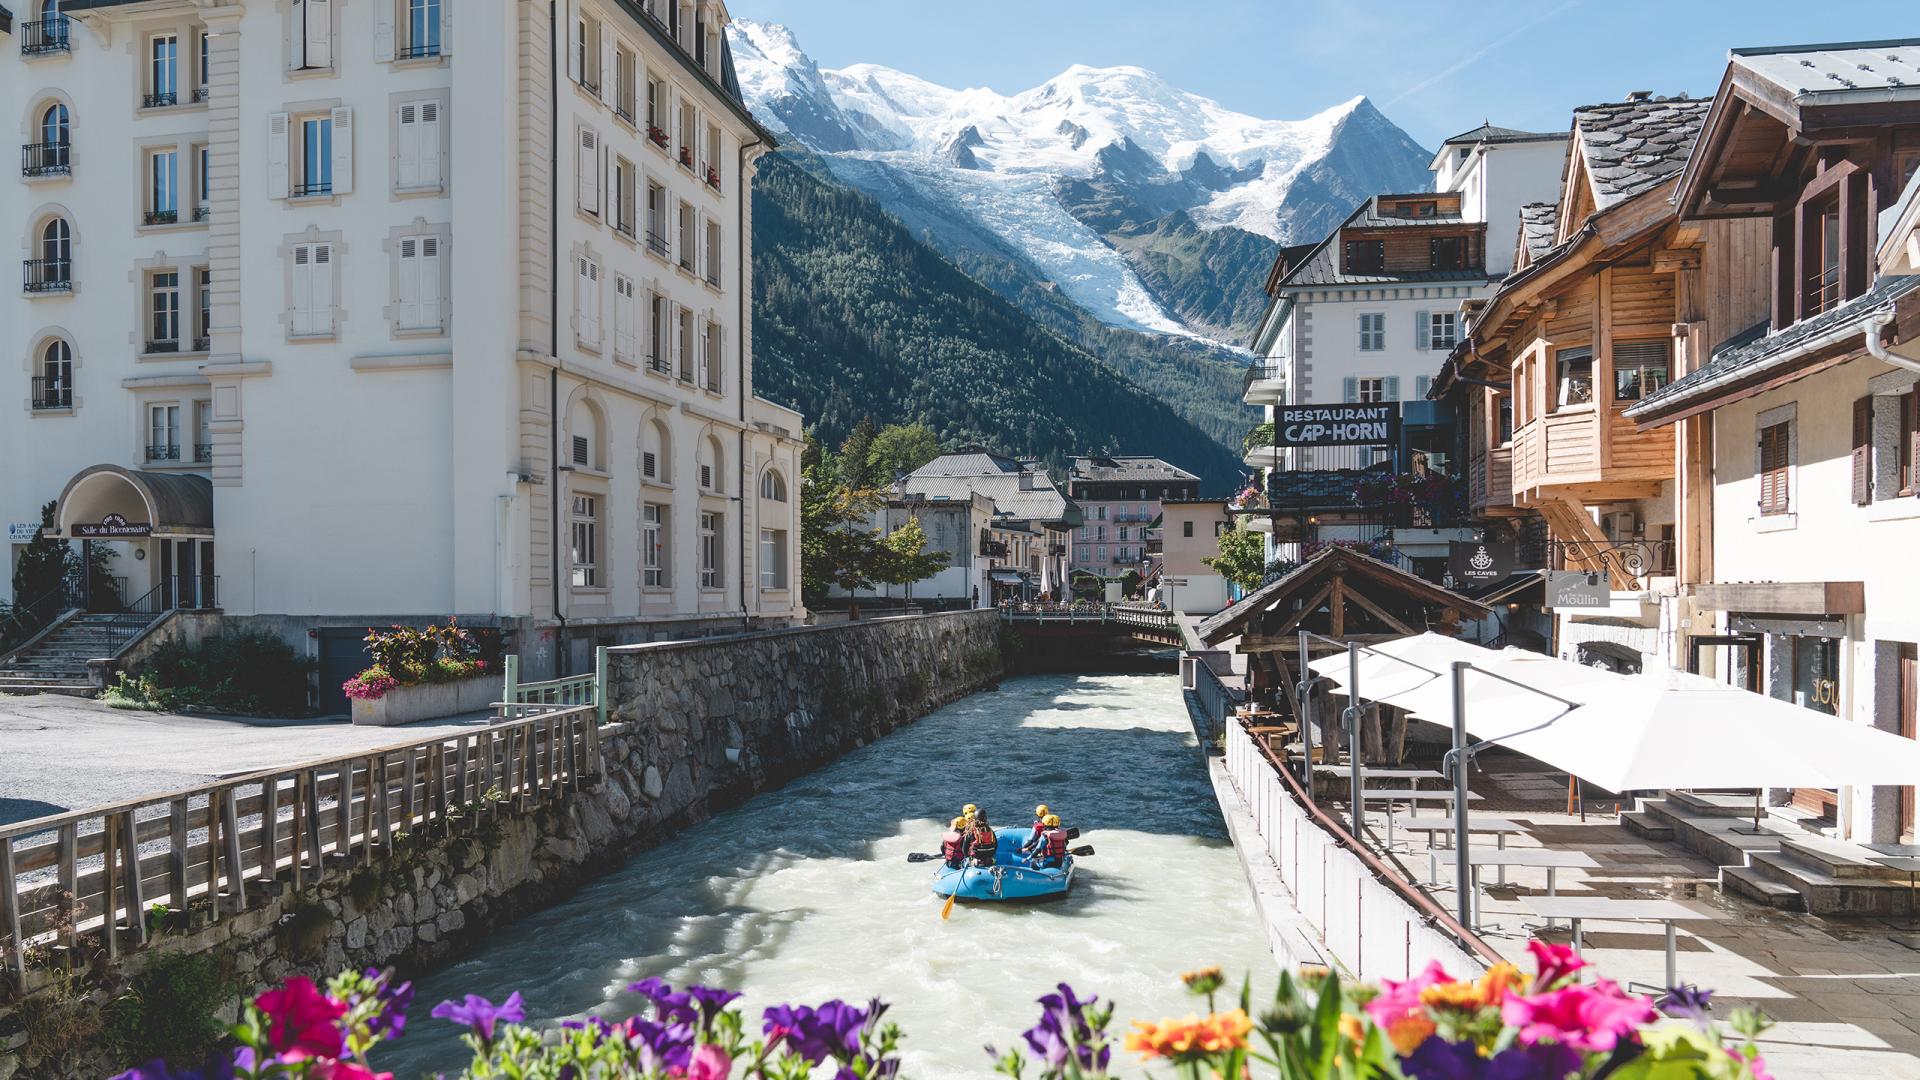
[569,401,601,470]
[698,435,722,492]
[41,217,70,263]
[35,339,73,409]
[642,419,670,482]
[41,0,60,17]
[759,468,787,502]
[40,103,69,146]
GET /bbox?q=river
[380,672,1276,1078]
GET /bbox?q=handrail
[0,582,76,651]
[1242,716,1504,966]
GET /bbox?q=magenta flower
[256,976,348,1061]
[430,991,526,1042]
[1501,979,1654,1053]
[1366,959,1454,1031]
[1524,940,1588,991]
[686,1043,733,1080]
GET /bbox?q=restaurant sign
[1271,403,1401,448]
[7,523,38,543]
[1545,570,1611,610]
[72,513,152,538]
[1448,540,1514,587]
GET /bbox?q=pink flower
[1501,980,1654,1053]
[1525,940,1589,991]
[686,1042,732,1080]
[309,1063,394,1080]
[1365,959,1453,1030]
[256,976,348,1061]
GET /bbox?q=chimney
[1020,470,1037,491]
[1625,90,1652,102]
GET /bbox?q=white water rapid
[380,672,1276,1078]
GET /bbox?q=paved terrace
[1345,751,1920,1080]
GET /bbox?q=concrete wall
[0,612,1004,1080]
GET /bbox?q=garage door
[315,627,373,719]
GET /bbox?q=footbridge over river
[998,602,1185,648]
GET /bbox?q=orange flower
[1124,1010,1253,1060]
[1336,1014,1365,1044]
[1476,962,1526,1006]
[1419,962,1525,1012]
[1383,1013,1437,1055]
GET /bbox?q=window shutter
[1852,395,1873,506]
[601,32,616,105]
[372,0,394,61]
[1758,423,1790,513]
[398,237,420,325]
[267,112,289,198]
[1382,376,1401,400]
[1414,311,1430,350]
[577,128,598,213]
[1342,376,1357,403]
[569,19,583,82]
[306,0,332,69]
[312,244,333,333]
[396,104,420,188]
[419,235,443,329]
[1910,392,1920,494]
[615,278,635,361]
[573,435,589,467]
[291,244,313,334]
[419,102,442,188]
[1415,375,1432,400]
[329,106,353,194]
[437,0,452,57]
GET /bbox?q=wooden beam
[1693,581,1866,615]
[1328,572,1346,638]
[1268,580,1337,639]
[1340,586,1416,635]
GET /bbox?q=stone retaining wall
[0,611,1004,1080]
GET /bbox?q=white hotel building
[2,0,803,703]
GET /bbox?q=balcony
[21,16,71,55]
[399,41,442,60]
[578,76,601,97]
[30,377,72,411]
[617,218,637,241]
[145,338,181,355]
[21,142,71,178]
[1510,405,1670,506]
[1242,359,1287,405]
[146,444,182,463]
[646,231,668,257]
[194,443,213,463]
[143,91,179,109]
[981,541,1010,558]
[143,209,179,226]
[291,181,333,198]
[192,85,210,104]
[23,258,72,294]
[647,355,672,376]
[615,105,636,127]
[192,205,211,222]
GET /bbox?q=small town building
[1151,498,1232,614]
[1065,455,1198,591]
[898,448,1079,602]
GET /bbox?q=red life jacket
[940,830,967,865]
[1042,827,1070,859]
[970,826,997,865]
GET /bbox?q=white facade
[4,0,802,685]
[1431,131,1567,277]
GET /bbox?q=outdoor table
[1360,788,1483,849]
[1868,855,1920,891]
[1393,816,1528,882]
[1465,848,1600,927]
[1520,897,1722,989]
[1311,766,1446,782]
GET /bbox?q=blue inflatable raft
[930,826,1074,902]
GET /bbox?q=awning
[991,571,1027,584]
[1311,633,1920,791]
[55,465,214,539]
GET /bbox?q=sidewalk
[0,693,489,826]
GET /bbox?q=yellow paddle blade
[941,891,957,920]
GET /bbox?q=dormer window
[1808,200,1841,316]
[1430,235,1465,271]
[1344,239,1385,275]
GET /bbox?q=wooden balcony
[1468,444,1514,513]
[1511,404,1670,507]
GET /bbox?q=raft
[930,826,1074,902]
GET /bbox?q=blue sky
[740,1,1915,147]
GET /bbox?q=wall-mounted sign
[7,523,38,544]
[1545,570,1611,610]
[1272,403,1401,448]
[1448,540,1514,587]
[72,513,152,538]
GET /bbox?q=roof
[1195,547,1489,645]
[896,463,1080,526]
[1626,273,1920,421]
[1570,98,1710,210]
[1442,122,1563,146]
[1274,198,1490,289]
[1067,455,1200,483]
[909,448,1026,478]
[1731,40,1920,106]
[1518,203,1560,263]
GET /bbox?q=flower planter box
[351,674,495,726]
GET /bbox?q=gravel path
[0,693,493,828]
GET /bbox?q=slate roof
[901,451,1080,525]
[1068,456,1199,483]
[1442,123,1564,146]
[1571,98,1710,210]
[1518,203,1560,263]
[1732,40,1920,105]
[1626,273,1920,419]
[910,448,1025,477]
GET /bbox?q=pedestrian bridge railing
[0,702,600,984]
[999,603,1179,639]
[1222,716,1501,981]
[502,645,607,726]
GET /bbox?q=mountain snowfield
[728,19,1432,345]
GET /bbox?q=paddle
[941,869,964,920]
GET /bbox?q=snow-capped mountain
[729,20,1433,344]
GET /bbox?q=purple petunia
[108,1048,241,1080]
[362,968,415,1040]
[1403,1037,1584,1080]
[430,992,526,1042]
[1019,983,1110,1074]
[622,1016,696,1073]
[762,1000,870,1064]
[627,977,700,1025]
[688,984,744,1026]
[1658,984,1714,1027]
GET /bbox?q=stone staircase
[0,612,153,697]
[1628,791,1916,916]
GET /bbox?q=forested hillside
[749,150,1246,490]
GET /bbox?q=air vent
[573,435,589,466]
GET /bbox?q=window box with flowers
[345,621,497,726]
[647,125,669,148]
[703,164,721,190]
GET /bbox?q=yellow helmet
[1035,804,1050,817]
[1043,814,1061,827]
[963,803,978,815]
[950,817,966,829]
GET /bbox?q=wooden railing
[502,646,607,726]
[0,703,600,982]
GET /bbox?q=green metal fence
[501,645,607,727]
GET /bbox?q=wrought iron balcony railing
[399,41,442,60]
[31,377,73,410]
[194,443,214,463]
[646,231,668,257]
[143,91,179,109]
[143,209,179,226]
[21,16,71,55]
[292,181,333,198]
[23,258,72,293]
[21,142,71,178]
[145,338,181,354]
[146,443,182,462]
